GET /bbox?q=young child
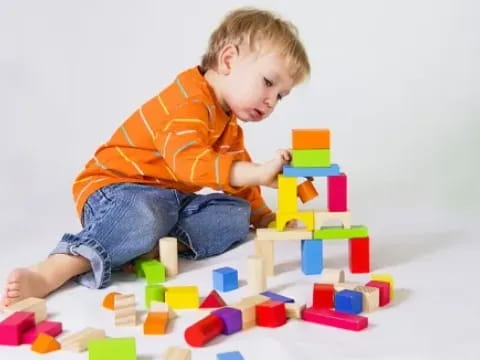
[2,7,310,306]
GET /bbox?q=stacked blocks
[213,267,238,292]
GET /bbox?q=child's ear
[217,44,239,76]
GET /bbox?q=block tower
[254,129,370,277]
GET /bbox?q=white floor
[1,207,479,360]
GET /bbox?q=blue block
[301,239,323,275]
[335,290,363,314]
[261,291,295,303]
[217,351,245,360]
[213,267,238,292]
[283,164,341,177]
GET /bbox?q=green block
[133,259,156,278]
[142,260,166,284]
[292,149,331,167]
[313,225,369,239]
[145,284,165,309]
[88,337,136,360]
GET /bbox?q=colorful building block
[88,337,136,360]
[213,267,238,292]
[261,291,295,303]
[371,274,395,299]
[60,327,106,352]
[31,333,60,354]
[365,280,390,306]
[283,164,340,177]
[277,175,298,212]
[297,179,319,203]
[256,300,287,328]
[292,149,331,167]
[327,173,347,211]
[355,285,380,312]
[211,307,242,335]
[335,290,363,314]
[159,236,178,277]
[292,129,330,149]
[313,225,368,239]
[21,320,62,344]
[276,210,314,231]
[0,311,35,345]
[184,314,224,347]
[165,286,199,309]
[313,283,334,309]
[301,239,323,275]
[231,301,257,329]
[285,303,306,319]
[247,256,266,295]
[349,237,370,273]
[200,290,226,308]
[145,284,165,309]
[142,260,166,284]
[302,307,368,331]
[102,292,120,310]
[144,312,169,335]
[217,351,245,360]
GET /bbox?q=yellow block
[276,211,315,231]
[371,274,394,299]
[277,175,298,212]
[165,286,199,309]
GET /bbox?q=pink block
[327,173,347,211]
[21,321,63,344]
[302,307,368,331]
[0,311,35,345]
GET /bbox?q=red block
[199,290,226,308]
[365,281,390,306]
[302,307,368,331]
[313,283,334,309]
[327,173,347,211]
[349,237,370,273]
[256,300,286,328]
[0,312,35,346]
[21,321,63,344]
[184,314,224,347]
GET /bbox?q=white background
[0,1,479,359]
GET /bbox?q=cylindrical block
[297,179,319,203]
[247,256,266,295]
[159,237,178,277]
[184,314,224,347]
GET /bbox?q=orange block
[102,292,121,310]
[31,333,60,354]
[297,179,319,203]
[144,312,169,335]
[292,129,330,149]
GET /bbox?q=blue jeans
[51,183,251,289]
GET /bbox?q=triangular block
[102,292,121,310]
[31,333,61,354]
[199,290,226,308]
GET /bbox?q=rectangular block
[88,337,136,360]
[302,307,368,331]
[334,290,363,315]
[165,286,199,309]
[254,239,274,277]
[4,297,47,323]
[217,351,245,360]
[60,327,106,352]
[0,311,35,345]
[355,286,379,312]
[319,268,345,283]
[371,274,394,299]
[165,346,191,360]
[256,228,313,241]
[231,302,256,327]
[159,237,178,277]
[292,149,330,167]
[283,164,340,178]
[314,211,351,229]
[145,284,165,309]
[142,260,166,284]
[327,173,347,211]
[277,175,298,212]
[261,291,295,303]
[313,283,334,309]
[285,303,306,319]
[365,281,390,306]
[247,256,266,295]
[21,320,63,344]
[349,237,370,273]
[292,129,330,149]
[313,225,368,240]
[301,240,323,275]
[276,210,314,231]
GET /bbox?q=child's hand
[259,149,292,187]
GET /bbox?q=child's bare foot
[2,267,51,307]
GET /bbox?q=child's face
[222,45,295,122]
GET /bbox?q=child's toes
[7,288,20,298]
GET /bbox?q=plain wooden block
[318,268,345,283]
[114,294,136,327]
[355,286,380,312]
[165,346,191,360]
[314,211,351,229]
[231,302,256,328]
[60,327,106,352]
[150,301,177,319]
[254,238,274,277]
[256,228,313,241]
[159,237,178,277]
[247,256,266,295]
[285,303,306,319]
[4,297,47,324]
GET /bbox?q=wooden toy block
[144,312,169,335]
[292,149,331,167]
[277,175,298,212]
[165,286,199,309]
[184,314,224,347]
[211,307,243,335]
[21,320,62,344]
[247,256,266,295]
[102,292,121,310]
[314,211,351,229]
[256,228,313,241]
[88,337,136,360]
[334,290,363,314]
[254,238,274,276]
[301,239,323,275]
[276,210,314,231]
[256,300,287,328]
[231,302,256,329]
[213,267,238,292]
[60,327,106,352]
[313,283,335,309]
[318,268,345,283]
[4,297,47,323]
[327,173,347,211]
[261,291,295,303]
[165,346,191,360]
[302,307,368,331]
[297,179,319,203]
[354,286,380,312]
[0,311,35,345]
[217,351,245,360]
[159,236,179,276]
[313,225,368,239]
[371,274,395,299]
[200,290,226,308]
[285,302,306,319]
[31,333,60,354]
[283,164,340,177]
[333,282,363,292]
[365,281,390,306]
[134,258,150,278]
[145,284,165,309]
[292,129,330,149]
[150,301,177,319]
[114,294,136,327]
[142,259,166,284]
[349,237,370,273]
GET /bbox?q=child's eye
[264,77,273,87]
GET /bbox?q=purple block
[21,320,63,344]
[211,307,242,335]
[0,312,35,346]
[261,291,295,303]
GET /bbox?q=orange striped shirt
[72,67,272,226]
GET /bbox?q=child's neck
[203,69,232,116]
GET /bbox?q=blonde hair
[201,8,310,84]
